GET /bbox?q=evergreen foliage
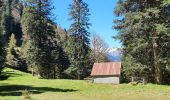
[6,33,17,67]
[0,0,22,44]
[0,31,5,75]
[0,0,94,79]
[66,0,91,79]
[0,0,6,74]
[21,0,61,78]
[114,0,170,84]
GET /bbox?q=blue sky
[51,0,121,48]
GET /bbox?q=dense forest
[0,0,170,85]
[114,0,170,84]
[0,0,109,79]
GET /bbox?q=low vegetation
[0,68,170,100]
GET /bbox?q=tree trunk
[152,32,162,84]
[32,68,34,76]
[77,72,80,80]
[78,74,80,80]
[53,67,56,79]
[154,53,162,84]
[131,77,134,82]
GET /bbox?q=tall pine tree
[1,0,13,41]
[114,0,170,84]
[6,33,17,67]
[21,0,60,78]
[0,0,22,44]
[0,0,5,74]
[0,31,5,74]
[66,0,91,79]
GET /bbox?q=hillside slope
[0,68,170,100]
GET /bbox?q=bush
[21,89,31,100]
[128,81,145,86]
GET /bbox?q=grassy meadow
[0,68,170,100]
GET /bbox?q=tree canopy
[114,0,170,84]
[65,0,91,79]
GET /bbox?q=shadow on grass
[0,84,78,96]
[0,70,24,80]
[0,75,10,80]
[2,70,24,76]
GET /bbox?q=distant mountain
[107,48,121,62]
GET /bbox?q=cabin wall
[93,76,120,84]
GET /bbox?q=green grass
[0,68,170,100]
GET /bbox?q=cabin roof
[91,62,121,76]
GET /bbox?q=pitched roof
[91,62,121,76]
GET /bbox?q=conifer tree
[21,0,60,78]
[114,0,170,84]
[66,0,91,79]
[6,33,17,67]
[0,0,22,43]
[0,0,5,74]
[1,0,13,40]
[0,34,5,74]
